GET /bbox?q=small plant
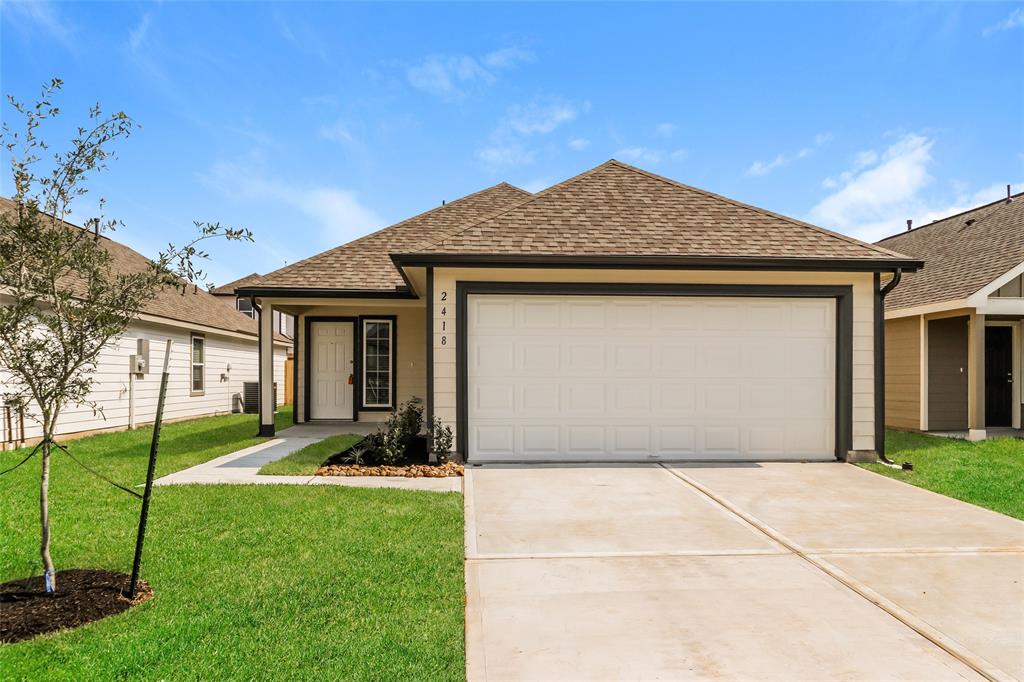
[430,416,454,464]
[340,443,369,466]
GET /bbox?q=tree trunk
[40,434,56,592]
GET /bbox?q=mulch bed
[316,461,464,478]
[0,569,152,644]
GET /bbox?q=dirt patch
[0,569,152,643]
[316,461,464,478]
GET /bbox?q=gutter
[876,269,913,471]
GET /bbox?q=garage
[465,291,839,462]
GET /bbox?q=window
[191,334,205,394]
[362,319,393,408]
[236,298,255,318]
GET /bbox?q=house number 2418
[439,291,447,345]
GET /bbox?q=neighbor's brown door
[985,326,1013,427]
[928,317,969,431]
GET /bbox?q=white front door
[467,294,836,462]
[310,321,354,420]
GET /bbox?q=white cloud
[481,46,534,69]
[615,146,689,165]
[127,12,153,52]
[3,1,77,50]
[477,143,535,168]
[805,134,1016,242]
[747,132,832,176]
[478,97,586,170]
[200,157,383,244]
[983,7,1024,36]
[655,123,676,138]
[568,137,591,151]
[407,46,534,99]
[319,118,355,144]
[506,100,580,135]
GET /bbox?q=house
[211,273,295,338]
[877,190,1024,439]
[0,198,290,448]
[241,160,920,462]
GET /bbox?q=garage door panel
[655,344,697,373]
[467,295,836,462]
[520,340,561,374]
[655,425,697,455]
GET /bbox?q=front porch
[253,296,429,438]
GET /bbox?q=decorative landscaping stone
[315,461,464,478]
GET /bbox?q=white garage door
[467,294,836,462]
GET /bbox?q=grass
[862,430,1024,520]
[0,406,465,680]
[258,433,365,476]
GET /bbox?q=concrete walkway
[464,462,1024,681]
[153,422,461,493]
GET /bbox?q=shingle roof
[252,183,532,291]
[414,161,913,262]
[0,197,276,340]
[211,272,263,296]
[876,191,1024,310]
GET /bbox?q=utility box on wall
[129,339,151,375]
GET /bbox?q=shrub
[430,416,454,463]
[363,397,424,465]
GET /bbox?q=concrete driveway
[464,462,1024,681]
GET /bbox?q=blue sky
[2,1,1023,286]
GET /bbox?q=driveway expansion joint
[657,463,1014,682]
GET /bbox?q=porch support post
[967,311,986,441]
[259,300,276,438]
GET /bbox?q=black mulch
[0,569,152,643]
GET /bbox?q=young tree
[0,79,252,592]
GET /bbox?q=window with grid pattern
[362,320,392,407]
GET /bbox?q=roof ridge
[261,181,530,282]
[876,190,1024,244]
[607,160,910,260]
[410,160,627,253]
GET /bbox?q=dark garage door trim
[455,281,855,462]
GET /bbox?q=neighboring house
[241,160,919,462]
[211,273,295,338]
[877,190,1024,440]
[0,198,289,448]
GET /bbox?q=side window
[362,319,393,408]
[236,298,255,318]
[191,334,205,394]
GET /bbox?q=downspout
[876,269,913,470]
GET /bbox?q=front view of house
[240,161,920,462]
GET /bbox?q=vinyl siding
[884,316,921,430]
[1,319,286,445]
[432,268,878,454]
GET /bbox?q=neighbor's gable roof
[251,183,532,292]
[876,191,1024,310]
[211,272,263,296]
[0,197,274,340]
[406,160,915,264]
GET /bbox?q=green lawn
[862,430,1024,520]
[259,433,365,476]
[0,406,465,680]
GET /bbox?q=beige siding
[2,320,286,445]
[432,268,877,454]
[884,316,921,430]
[295,305,426,423]
[993,274,1024,298]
